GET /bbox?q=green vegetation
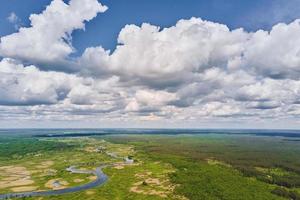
[106,134,300,200]
[0,133,300,199]
[0,138,74,161]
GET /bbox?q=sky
[1,0,300,128]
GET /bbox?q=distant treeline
[32,129,300,138]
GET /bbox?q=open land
[0,130,299,199]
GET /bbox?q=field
[0,131,300,199]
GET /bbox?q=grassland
[105,134,300,200]
[0,133,299,199]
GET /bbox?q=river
[0,166,108,199]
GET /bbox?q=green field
[0,133,300,200]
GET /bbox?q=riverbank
[0,166,108,199]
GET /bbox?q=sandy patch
[2,176,22,181]
[135,171,152,178]
[36,161,54,169]
[29,169,43,174]
[84,147,96,152]
[31,168,57,177]
[9,179,34,187]
[86,190,95,195]
[114,165,125,169]
[45,179,69,190]
[74,178,84,183]
[46,169,57,176]
[88,176,97,181]
[0,166,31,176]
[113,162,125,169]
[0,179,35,189]
[11,186,38,192]
[130,185,167,198]
[0,165,35,189]
[130,170,186,199]
[145,178,161,185]
[206,158,231,168]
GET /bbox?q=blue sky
[1,0,300,128]
[1,0,300,52]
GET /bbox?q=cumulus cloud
[81,17,300,81]
[80,18,248,84]
[77,17,300,121]
[197,102,241,117]
[0,58,81,105]
[0,57,131,123]
[125,89,178,112]
[1,0,300,127]
[240,20,300,79]
[0,0,107,69]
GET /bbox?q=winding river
[0,165,108,199]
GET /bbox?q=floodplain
[0,130,299,200]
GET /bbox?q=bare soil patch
[45,179,69,190]
[36,161,54,169]
[86,190,95,195]
[0,165,35,189]
[11,186,38,192]
[74,178,84,183]
[130,171,176,198]
[114,165,124,169]
[88,176,97,181]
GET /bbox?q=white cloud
[197,102,241,117]
[0,58,81,105]
[7,12,21,30]
[135,90,177,107]
[7,12,19,23]
[0,57,135,121]
[1,0,300,127]
[81,17,300,82]
[240,20,300,79]
[81,18,248,82]
[125,89,178,112]
[0,0,107,67]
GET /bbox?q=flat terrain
[0,131,299,199]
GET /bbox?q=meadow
[0,131,299,199]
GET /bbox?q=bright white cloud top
[1,0,300,128]
[0,0,107,66]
